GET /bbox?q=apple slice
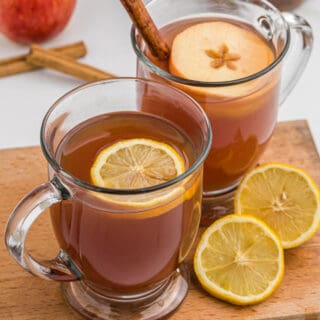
[169,21,275,98]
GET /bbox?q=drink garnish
[205,44,240,70]
[169,21,275,95]
[90,138,185,189]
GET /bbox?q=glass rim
[130,0,290,87]
[40,77,212,195]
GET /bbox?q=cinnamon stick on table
[120,0,169,60]
[0,41,87,78]
[27,45,115,82]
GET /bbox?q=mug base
[201,185,237,226]
[62,264,189,320]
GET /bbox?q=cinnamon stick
[0,41,87,78]
[120,0,169,60]
[27,45,114,82]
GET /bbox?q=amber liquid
[137,18,280,193]
[50,112,202,295]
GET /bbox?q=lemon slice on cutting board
[234,163,320,249]
[194,214,284,305]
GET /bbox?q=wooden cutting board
[0,120,319,320]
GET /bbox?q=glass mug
[131,0,313,223]
[5,78,212,320]
[269,0,305,11]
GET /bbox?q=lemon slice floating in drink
[234,163,320,249]
[91,138,185,189]
[194,214,284,305]
[90,138,188,211]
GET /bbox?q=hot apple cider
[50,111,202,295]
[137,18,279,195]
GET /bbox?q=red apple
[0,0,76,44]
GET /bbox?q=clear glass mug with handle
[131,0,313,224]
[5,78,212,320]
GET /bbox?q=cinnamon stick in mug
[0,41,87,78]
[120,0,169,60]
[27,45,115,82]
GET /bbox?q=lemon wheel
[235,163,320,249]
[194,214,284,305]
[89,138,188,210]
[91,138,185,189]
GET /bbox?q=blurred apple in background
[0,0,76,44]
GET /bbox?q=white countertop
[0,0,319,153]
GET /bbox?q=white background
[0,0,319,153]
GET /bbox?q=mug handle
[280,12,313,105]
[5,177,82,281]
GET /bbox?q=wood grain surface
[0,120,319,320]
